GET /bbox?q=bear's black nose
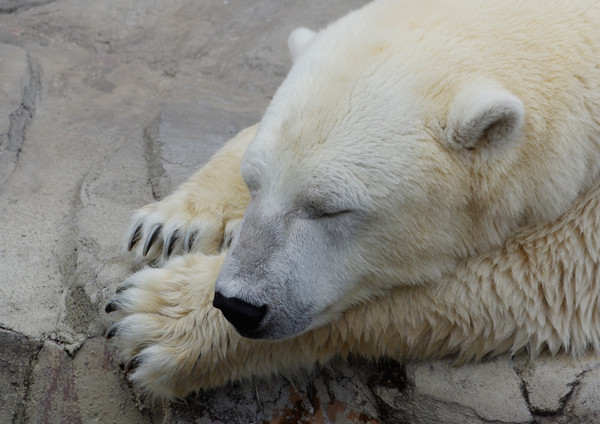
[213,292,267,336]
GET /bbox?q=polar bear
[106,0,600,399]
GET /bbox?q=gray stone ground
[0,0,599,423]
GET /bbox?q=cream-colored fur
[110,159,600,398]
[108,0,600,399]
[126,125,255,259]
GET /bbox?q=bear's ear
[288,27,317,63]
[446,85,525,150]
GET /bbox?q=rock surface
[0,0,599,423]
[0,329,42,424]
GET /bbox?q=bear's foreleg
[107,179,599,399]
[125,124,257,262]
[106,251,350,399]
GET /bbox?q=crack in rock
[514,355,600,420]
[514,366,536,415]
[142,102,260,202]
[558,362,600,421]
[142,116,166,201]
[0,328,43,424]
[0,0,56,14]
[14,338,44,424]
[0,51,41,187]
[0,325,30,339]
[52,173,102,355]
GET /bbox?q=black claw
[105,324,118,339]
[184,230,197,252]
[105,301,118,313]
[125,354,142,373]
[127,223,143,251]
[163,230,179,259]
[142,224,162,256]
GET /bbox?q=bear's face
[214,14,529,339]
[217,114,464,339]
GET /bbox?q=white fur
[109,0,600,399]
[218,0,600,338]
[446,83,525,151]
[287,27,317,63]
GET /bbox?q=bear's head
[213,4,598,339]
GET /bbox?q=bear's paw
[126,197,242,263]
[105,254,231,398]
